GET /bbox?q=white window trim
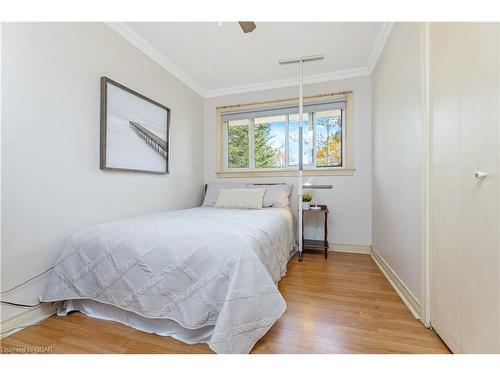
[216,91,355,178]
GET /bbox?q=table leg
[324,212,328,259]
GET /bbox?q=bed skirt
[62,299,215,347]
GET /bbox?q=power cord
[1,300,44,308]
[1,266,54,294]
[0,266,54,308]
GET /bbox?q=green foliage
[227,122,278,168]
[227,125,249,168]
[254,123,279,168]
[302,193,313,202]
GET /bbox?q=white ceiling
[111,22,392,97]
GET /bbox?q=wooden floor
[1,252,450,354]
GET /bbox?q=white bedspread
[41,207,293,353]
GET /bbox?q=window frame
[216,92,354,178]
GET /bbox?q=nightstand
[301,205,329,259]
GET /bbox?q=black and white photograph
[100,77,170,174]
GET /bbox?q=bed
[40,185,294,354]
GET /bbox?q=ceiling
[111,22,392,97]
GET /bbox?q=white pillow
[203,182,249,206]
[248,184,292,208]
[215,189,265,209]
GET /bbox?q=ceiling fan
[238,21,256,33]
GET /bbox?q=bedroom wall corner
[371,22,424,301]
[0,22,205,327]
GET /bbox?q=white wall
[203,76,372,247]
[371,23,423,298]
[1,23,204,322]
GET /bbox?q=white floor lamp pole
[298,59,304,261]
[279,54,331,262]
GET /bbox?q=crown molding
[203,67,370,98]
[107,22,388,98]
[366,22,394,74]
[106,22,206,97]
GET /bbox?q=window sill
[215,168,355,178]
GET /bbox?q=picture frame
[100,76,171,174]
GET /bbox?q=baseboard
[330,243,371,254]
[370,246,421,319]
[1,303,57,339]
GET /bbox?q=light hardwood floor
[0,252,450,354]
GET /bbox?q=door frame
[420,21,431,328]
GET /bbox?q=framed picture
[100,77,170,174]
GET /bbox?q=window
[217,93,353,177]
[227,119,249,168]
[314,109,343,167]
[254,115,286,168]
[288,113,311,166]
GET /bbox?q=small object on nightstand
[302,193,313,210]
[301,204,329,259]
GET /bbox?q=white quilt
[40,207,293,354]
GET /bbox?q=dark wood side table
[302,205,329,259]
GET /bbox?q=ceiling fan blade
[238,22,256,33]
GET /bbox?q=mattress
[41,206,294,353]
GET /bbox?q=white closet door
[430,22,463,353]
[458,23,499,353]
[430,22,500,353]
